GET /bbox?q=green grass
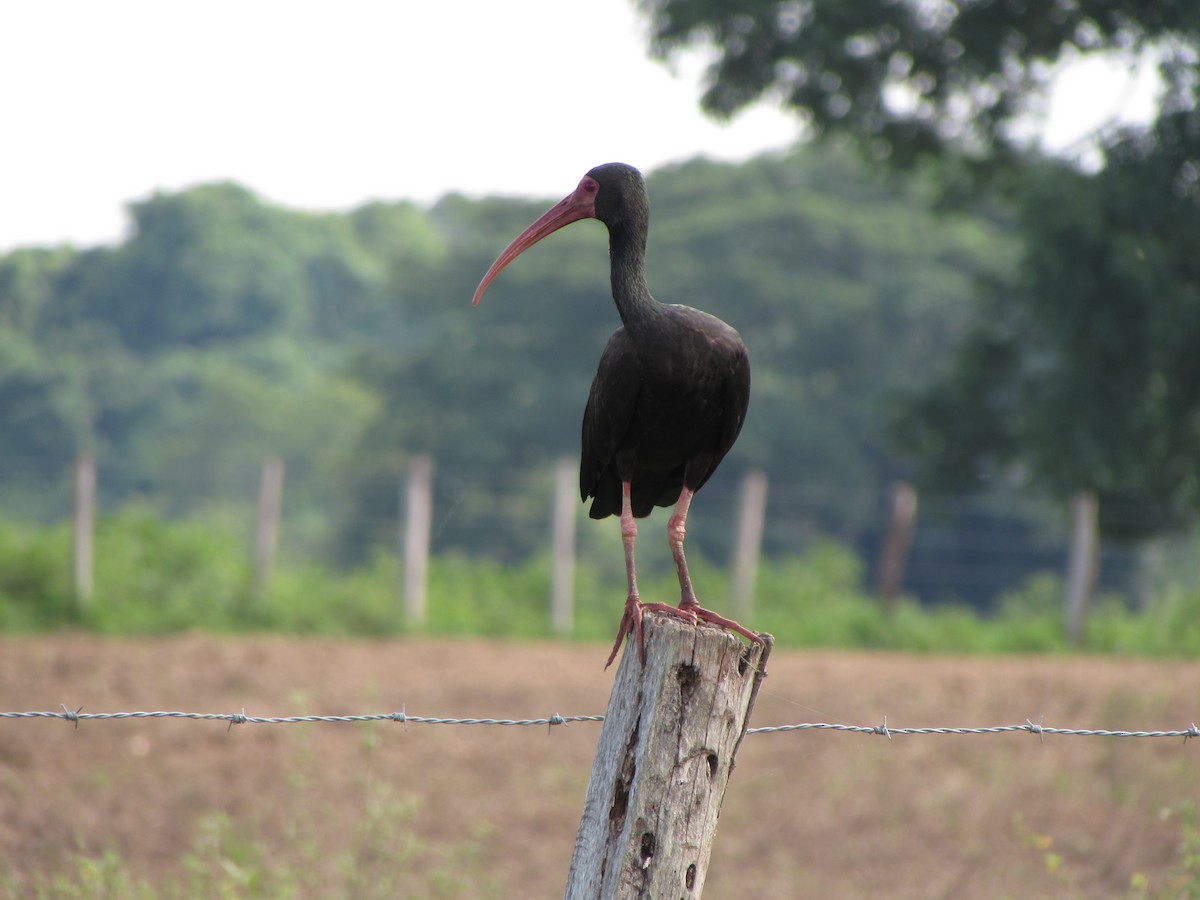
[4,509,1200,656]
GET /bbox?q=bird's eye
[582,178,598,193]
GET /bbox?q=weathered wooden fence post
[551,456,578,635]
[402,455,435,626]
[253,455,285,600]
[730,468,768,619]
[73,455,96,604]
[877,480,918,613]
[1065,490,1099,646]
[565,614,772,899]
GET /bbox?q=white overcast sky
[0,1,1162,251]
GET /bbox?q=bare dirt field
[1,632,1198,897]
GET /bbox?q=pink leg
[668,488,699,610]
[606,483,684,668]
[668,487,762,645]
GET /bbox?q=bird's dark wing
[580,327,641,516]
[685,338,751,493]
[717,343,751,462]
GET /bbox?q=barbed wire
[0,706,603,734]
[2,706,1197,743]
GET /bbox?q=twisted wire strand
[1,707,1196,742]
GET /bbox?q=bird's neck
[608,224,661,328]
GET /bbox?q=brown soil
[1,633,1197,897]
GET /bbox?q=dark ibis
[472,163,761,666]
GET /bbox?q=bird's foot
[678,598,764,646]
[605,596,689,669]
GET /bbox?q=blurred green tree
[641,0,1200,538]
[637,0,1198,178]
[896,110,1200,536]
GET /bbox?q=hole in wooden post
[706,751,719,780]
[609,773,630,822]
[737,647,750,675]
[677,662,699,707]
[639,831,656,870]
[685,862,697,889]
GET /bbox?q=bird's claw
[606,597,762,668]
[605,601,638,669]
[605,597,686,669]
[681,600,763,646]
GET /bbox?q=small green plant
[1012,813,1084,898]
[1012,802,1200,900]
[6,777,496,899]
[9,848,155,900]
[1129,802,1200,899]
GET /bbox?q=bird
[472,163,761,667]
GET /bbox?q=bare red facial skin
[471,175,600,306]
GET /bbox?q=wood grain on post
[565,614,772,899]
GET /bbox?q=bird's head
[471,163,645,306]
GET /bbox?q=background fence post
[731,468,768,619]
[877,481,918,612]
[551,456,577,636]
[564,616,771,898]
[1065,490,1099,646]
[253,455,285,600]
[73,455,96,605]
[402,455,435,627]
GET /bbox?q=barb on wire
[1,708,1198,743]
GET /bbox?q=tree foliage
[0,147,1011,572]
[0,184,426,526]
[638,0,1199,173]
[641,0,1200,537]
[897,109,1200,536]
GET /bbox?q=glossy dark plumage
[580,304,750,518]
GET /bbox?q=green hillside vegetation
[4,509,1200,655]
[2,143,1196,643]
[0,146,1009,552]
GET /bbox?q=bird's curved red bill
[471,176,599,306]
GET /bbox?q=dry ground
[1,632,1198,897]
